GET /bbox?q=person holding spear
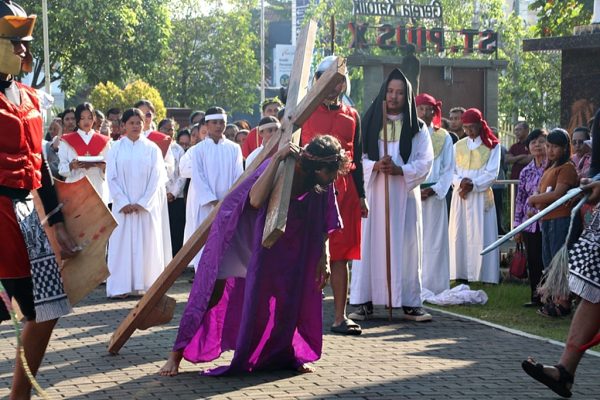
[349,68,433,322]
[521,108,600,398]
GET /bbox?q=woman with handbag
[513,128,548,307]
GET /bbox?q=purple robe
[173,159,341,374]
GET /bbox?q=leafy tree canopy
[529,0,593,37]
[154,0,260,114]
[20,0,172,97]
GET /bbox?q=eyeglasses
[571,139,585,145]
[145,112,153,118]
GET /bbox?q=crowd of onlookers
[42,95,595,319]
[42,98,284,300]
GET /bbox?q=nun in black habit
[348,68,434,322]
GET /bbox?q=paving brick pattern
[2,270,600,399]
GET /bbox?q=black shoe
[348,302,373,321]
[402,307,432,322]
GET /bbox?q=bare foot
[297,363,315,373]
[159,351,183,376]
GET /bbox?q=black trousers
[168,198,186,257]
[493,188,506,235]
[522,230,544,302]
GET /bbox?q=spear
[482,174,600,256]
[382,101,393,321]
[480,187,583,255]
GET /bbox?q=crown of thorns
[301,148,346,163]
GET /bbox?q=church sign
[352,0,443,20]
[348,0,498,54]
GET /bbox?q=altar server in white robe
[449,108,501,284]
[182,107,243,269]
[106,108,172,298]
[58,102,111,204]
[416,93,455,295]
[349,69,434,322]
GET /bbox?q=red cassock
[0,83,44,278]
[301,103,361,261]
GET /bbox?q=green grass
[427,281,573,343]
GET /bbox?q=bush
[88,80,166,120]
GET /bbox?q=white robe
[105,136,172,297]
[350,120,433,308]
[166,142,186,199]
[58,129,111,204]
[180,149,197,248]
[143,129,175,178]
[182,137,243,269]
[245,144,263,169]
[421,127,455,295]
[449,136,501,284]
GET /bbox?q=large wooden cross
[107,20,347,354]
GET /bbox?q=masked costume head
[0,0,36,76]
[314,55,351,98]
[362,68,422,163]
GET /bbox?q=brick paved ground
[2,269,600,399]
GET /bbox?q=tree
[529,0,593,37]
[154,0,260,113]
[20,0,172,97]
[496,14,561,127]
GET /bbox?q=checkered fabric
[14,197,72,322]
[569,207,600,303]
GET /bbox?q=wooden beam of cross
[107,20,346,354]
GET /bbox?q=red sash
[147,130,172,158]
[62,132,110,156]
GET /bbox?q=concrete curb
[425,305,600,358]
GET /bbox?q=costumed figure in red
[300,56,368,335]
[0,1,79,397]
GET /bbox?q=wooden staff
[382,101,393,321]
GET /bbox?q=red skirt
[329,174,361,261]
[0,195,32,279]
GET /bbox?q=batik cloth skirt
[569,206,600,304]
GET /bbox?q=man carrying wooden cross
[107,20,348,357]
[159,135,347,376]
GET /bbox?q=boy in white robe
[416,93,455,295]
[183,107,243,270]
[245,116,280,168]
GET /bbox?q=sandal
[330,318,362,336]
[522,357,573,398]
[537,302,571,318]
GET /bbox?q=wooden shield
[33,178,117,306]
